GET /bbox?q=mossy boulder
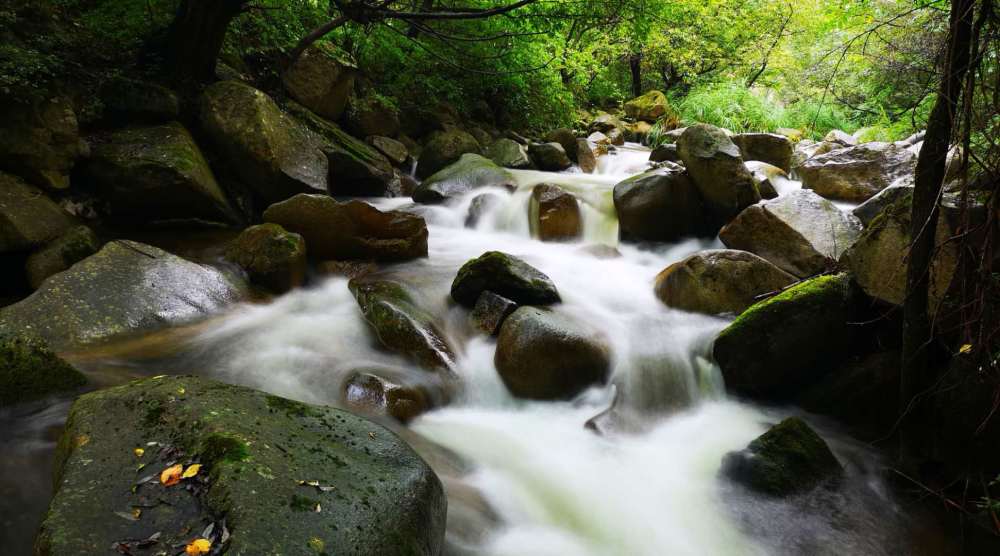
[0,241,247,350]
[417,129,481,179]
[528,142,572,171]
[654,250,795,315]
[225,223,307,294]
[530,184,581,242]
[450,251,560,307]
[99,76,180,124]
[199,81,328,204]
[345,93,400,138]
[799,142,917,202]
[25,225,100,289]
[368,135,409,166]
[0,172,75,253]
[677,124,761,229]
[82,122,236,224]
[349,276,456,371]
[484,138,532,169]
[34,375,445,556]
[713,274,857,401]
[623,90,673,123]
[495,307,611,400]
[263,194,427,262]
[613,164,706,242]
[0,335,85,407]
[721,417,843,496]
[413,154,515,204]
[282,42,358,120]
[0,97,82,190]
[731,133,794,172]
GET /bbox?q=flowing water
[1,145,943,554]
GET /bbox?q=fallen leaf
[182,464,202,479]
[114,510,139,522]
[160,464,183,486]
[959,343,973,354]
[134,448,145,458]
[131,507,142,520]
[185,538,212,555]
[368,431,376,440]
[177,387,186,395]
[314,502,322,513]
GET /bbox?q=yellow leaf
[185,538,212,555]
[134,448,145,457]
[160,464,183,486]
[131,507,142,519]
[959,344,973,354]
[182,464,202,479]
[177,387,186,395]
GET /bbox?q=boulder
[654,250,795,315]
[791,139,837,169]
[368,135,409,166]
[544,128,578,161]
[282,42,358,120]
[263,194,427,262]
[25,226,100,290]
[0,97,82,190]
[342,369,434,423]
[721,417,842,496]
[606,128,625,146]
[649,144,680,163]
[677,124,761,228]
[0,334,85,407]
[349,276,456,371]
[531,184,581,241]
[731,133,793,172]
[417,129,481,179]
[623,90,672,123]
[0,173,75,253]
[719,190,862,277]
[713,274,857,401]
[413,154,515,204]
[823,129,858,146]
[82,122,236,224]
[589,113,623,135]
[99,76,180,124]
[528,142,572,171]
[469,127,494,151]
[345,93,400,138]
[200,81,328,204]
[225,223,307,293]
[484,138,532,169]
[495,307,611,400]
[36,375,445,556]
[587,131,611,148]
[799,143,917,202]
[0,241,247,350]
[613,164,705,242]
[797,351,901,439]
[576,138,598,173]
[744,161,793,200]
[470,291,517,336]
[451,251,560,307]
[851,185,912,227]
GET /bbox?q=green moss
[199,432,250,464]
[290,494,318,512]
[0,334,86,407]
[722,274,847,338]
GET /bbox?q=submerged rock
[282,42,357,120]
[654,250,795,315]
[342,368,435,423]
[225,223,307,293]
[529,142,572,171]
[413,154,515,204]
[417,129,481,179]
[0,335,85,407]
[677,124,761,229]
[732,133,793,172]
[25,225,100,290]
[0,241,247,350]
[495,307,611,400]
[721,417,842,496]
[531,184,581,241]
[0,97,82,190]
[719,189,862,277]
[0,173,76,253]
[263,194,427,262]
[799,143,917,202]
[36,375,445,555]
[450,251,560,307]
[470,291,518,336]
[713,274,857,401]
[613,164,705,242]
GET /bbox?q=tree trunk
[167,0,248,84]
[899,0,977,461]
[629,53,643,98]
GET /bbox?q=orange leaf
[182,464,202,479]
[160,464,183,486]
[185,538,212,555]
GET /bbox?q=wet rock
[649,143,680,163]
[587,131,611,149]
[528,142,572,171]
[465,192,504,228]
[0,334,85,407]
[506,130,531,145]
[721,417,842,496]
[349,276,456,371]
[0,97,82,190]
[451,251,560,307]
[790,139,836,170]
[797,351,900,439]
[417,129,481,179]
[0,173,76,253]
[744,161,790,200]
[606,128,626,146]
[484,138,532,169]
[824,129,858,146]
[469,127,494,151]
[200,81,328,204]
[83,122,236,224]
[316,260,378,280]
[677,124,761,228]
[654,250,795,315]
[225,223,307,293]
[851,185,912,226]
[345,93,400,138]
[0,241,247,350]
[576,138,598,173]
[413,154,515,204]
[713,274,857,401]
[588,113,623,135]
[99,76,180,124]
[731,133,793,172]
[719,190,862,278]
[263,194,427,262]
[799,143,917,202]
[544,128,578,161]
[368,135,409,166]
[25,226,100,290]
[342,369,434,423]
[614,164,705,242]
[470,291,517,336]
[495,307,611,400]
[36,375,445,556]
[624,90,673,123]
[282,42,357,120]
[531,184,581,241]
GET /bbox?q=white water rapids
[176,145,912,555]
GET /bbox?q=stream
[0,145,949,555]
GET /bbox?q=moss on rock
[0,334,85,407]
